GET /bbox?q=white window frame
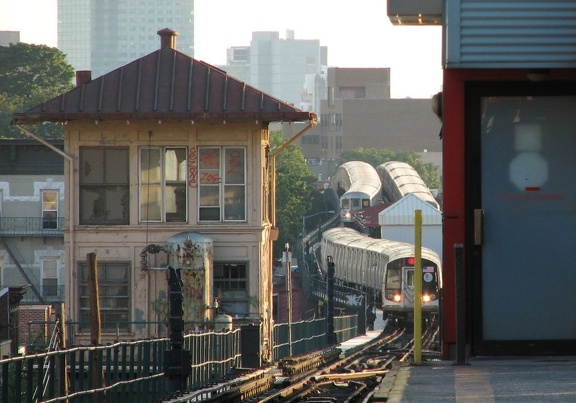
[139,146,188,223]
[41,190,59,230]
[198,146,246,222]
[213,262,249,317]
[41,258,59,298]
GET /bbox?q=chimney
[157,28,178,50]
[76,70,92,86]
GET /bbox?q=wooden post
[54,302,68,396]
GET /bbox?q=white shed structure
[378,193,442,259]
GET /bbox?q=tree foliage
[0,43,75,139]
[340,147,441,190]
[271,131,317,257]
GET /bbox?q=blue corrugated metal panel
[446,0,576,68]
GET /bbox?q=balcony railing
[1,284,66,304]
[0,217,64,236]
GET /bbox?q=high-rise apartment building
[278,67,442,182]
[58,0,194,78]
[219,30,328,112]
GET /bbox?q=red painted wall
[441,68,576,359]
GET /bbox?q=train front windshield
[341,197,370,212]
[384,259,439,301]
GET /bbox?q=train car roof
[331,161,380,192]
[323,227,441,265]
[345,179,381,195]
[376,161,439,208]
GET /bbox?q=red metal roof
[12,29,316,125]
[354,203,392,228]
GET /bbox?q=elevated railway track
[165,319,440,403]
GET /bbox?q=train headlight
[422,293,437,303]
[393,294,401,302]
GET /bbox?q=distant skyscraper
[218,30,327,112]
[0,31,20,46]
[58,0,194,78]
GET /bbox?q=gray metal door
[477,93,576,354]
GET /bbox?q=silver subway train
[376,161,439,210]
[329,161,381,222]
[320,227,442,322]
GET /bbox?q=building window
[198,147,246,222]
[42,190,58,229]
[328,87,335,107]
[140,147,187,222]
[213,263,248,317]
[42,259,58,297]
[80,147,129,225]
[336,136,343,152]
[338,86,365,99]
[79,262,130,332]
[301,135,319,145]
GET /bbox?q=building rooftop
[12,29,316,126]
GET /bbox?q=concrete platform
[338,312,576,401]
[338,308,388,354]
[381,356,576,402]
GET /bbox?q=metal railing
[0,217,65,236]
[272,314,358,362]
[17,285,66,304]
[0,328,242,403]
[4,313,360,402]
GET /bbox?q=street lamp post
[282,243,293,356]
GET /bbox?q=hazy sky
[0,0,443,99]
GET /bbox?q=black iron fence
[272,315,357,361]
[1,329,241,403]
[3,314,359,402]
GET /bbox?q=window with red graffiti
[198,147,246,222]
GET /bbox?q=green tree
[340,147,441,190]
[0,43,75,138]
[272,131,317,257]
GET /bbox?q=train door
[402,268,415,312]
[469,83,576,355]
